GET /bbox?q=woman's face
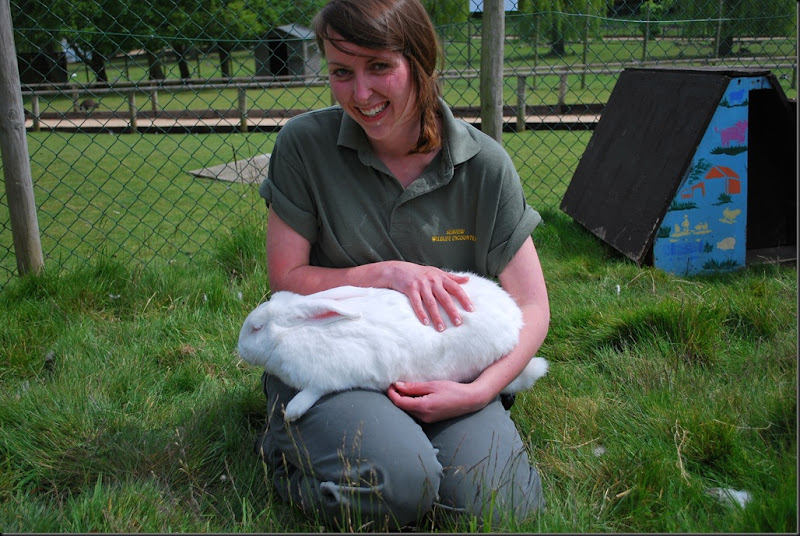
[323,35,419,150]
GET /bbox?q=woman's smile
[359,102,388,118]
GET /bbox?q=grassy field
[0,200,796,532]
[2,27,797,528]
[0,129,588,280]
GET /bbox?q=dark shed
[560,67,796,276]
[254,24,321,79]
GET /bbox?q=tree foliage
[674,0,796,55]
[421,0,470,38]
[10,0,796,80]
[11,0,326,82]
[516,0,608,56]
[11,0,72,52]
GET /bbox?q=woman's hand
[386,379,492,423]
[384,263,474,331]
[388,237,550,423]
[267,211,472,330]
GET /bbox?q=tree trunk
[217,43,232,78]
[146,50,165,80]
[174,43,191,79]
[89,50,108,83]
[550,36,565,57]
[717,35,734,57]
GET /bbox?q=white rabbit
[237,271,548,421]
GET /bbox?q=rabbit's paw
[283,389,324,422]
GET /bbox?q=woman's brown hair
[312,0,443,154]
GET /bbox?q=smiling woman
[250,0,551,530]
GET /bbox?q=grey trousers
[255,372,544,531]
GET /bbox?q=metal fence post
[715,0,724,58]
[642,2,651,63]
[0,0,44,276]
[516,75,526,133]
[480,0,505,142]
[582,0,590,88]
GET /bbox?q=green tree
[638,0,677,37]
[517,0,608,57]
[184,0,323,79]
[18,0,327,83]
[11,0,71,53]
[676,0,796,56]
[62,0,140,83]
[421,0,470,39]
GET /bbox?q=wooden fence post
[558,70,569,112]
[532,14,540,89]
[128,92,138,132]
[31,93,40,132]
[238,87,248,132]
[71,84,79,112]
[480,0,505,142]
[0,0,44,276]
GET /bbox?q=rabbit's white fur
[237,271,548,421]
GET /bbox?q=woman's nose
[352,72,372,102]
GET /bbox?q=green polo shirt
[260,100,541,278]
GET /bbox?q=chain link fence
[1,0,796,287]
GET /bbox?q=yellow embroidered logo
[431,228,476,243]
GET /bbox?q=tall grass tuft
[597,299,724,365]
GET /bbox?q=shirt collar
[336,99,482,167]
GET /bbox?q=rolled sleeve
[484,167,542,277]
[487,203,541,276]
[259,132,319,244]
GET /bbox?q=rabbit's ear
[276,299,361,327]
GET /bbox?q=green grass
[1,132,275,278]
[0,205,796,532]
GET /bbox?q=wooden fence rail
[22,58,797,134]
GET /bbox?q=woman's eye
[371,62,390,72]
[331,68,351,78]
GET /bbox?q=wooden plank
[479,0,504,142]
[188,154,271,184]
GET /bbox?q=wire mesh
[1,0,797,286]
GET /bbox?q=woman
[255,0,550,530]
